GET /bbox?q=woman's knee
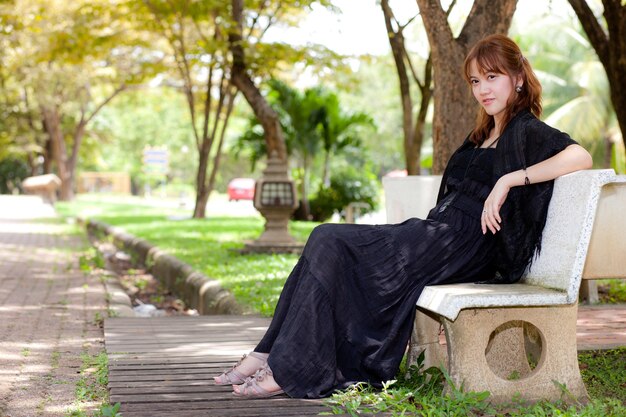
[304,224,341,253]
[308,223,336,242]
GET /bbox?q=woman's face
[468,59,519,125]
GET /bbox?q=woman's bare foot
[213,352,269,385]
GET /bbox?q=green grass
[67,351,122,417]
[325,350,626,416]
[56,194,318,316]
[579,348,626,403]
[598,279,626,304]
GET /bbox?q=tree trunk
[301,157,311,220]
[192,72,235,219]
[322,151,331,187]
[43,137,53,174]
[566,0,626,156]
[39,86,123,201]
[207,89,237,207]
[604,134,612,168]
[229,0,287,161]
[193,144,211,218]
[192,93,215,219]
[415,0,518,173]
[41,106,73,200]
[382,0,419,174]
[413,80,431,173]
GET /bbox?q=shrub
[309,166,379,222]
[0,157,30,194]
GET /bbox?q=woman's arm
[482,144,593,234]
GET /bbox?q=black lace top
[437,109,578,283]
[429,147,495,221]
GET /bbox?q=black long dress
[256,146,497,398]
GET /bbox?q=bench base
[413,303,588,404]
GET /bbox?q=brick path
[0,196,108,417]
[0,195,624,417]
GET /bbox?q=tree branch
[567,0,609,65]
[568,0,610,66]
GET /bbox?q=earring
[515,85,522,93]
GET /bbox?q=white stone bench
[383,169,620,403]
[580,175,626,301]
[22,174,61,204]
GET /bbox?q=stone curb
[84,219,243,315]
[100,270,135,317]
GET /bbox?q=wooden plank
[116,397,326,410]
[108,381,216,389]
[109,368,214,375]
[120,408,332,417]
[109,374,215,382]
[105,316,330,416]
[110,357,235,362]
[109,362,224,369]
[110,385,221,394]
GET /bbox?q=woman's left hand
[482,178,511,234]
[480,144,593,235]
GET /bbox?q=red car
[227,178,256,201]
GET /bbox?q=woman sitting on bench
[213,34,593,399]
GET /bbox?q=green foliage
[233,79,376,219]
[78,247,105,273]
[309,165,380,222]
[98,403,122,417]
[511,6,620,168]
[75,352,109,402]
[326,353,493,417]
[333,55,407,175]
[598,279,626,303]
[93,312,104,328]
[92,88,196,191]
[325,349,626,417]
[579,348,626,403]
[0,156,30,194]
[70,350,122,417]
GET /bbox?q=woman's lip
[482,98,494,105]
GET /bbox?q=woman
[214,34,593,398]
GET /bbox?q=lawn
[56,193,318,316]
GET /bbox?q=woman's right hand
[481,177,512,234]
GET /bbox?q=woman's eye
[471,79,479,84]
[487,74,497,80]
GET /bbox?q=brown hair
[463,34,542,145]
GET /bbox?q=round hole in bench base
[484,320,544,381]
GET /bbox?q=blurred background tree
[233,79,375,220]
[0,0,156,200]
[1,0,624,216]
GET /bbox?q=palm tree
[514,16,623,172]
[313,91,374,187]
[232,80,375,219]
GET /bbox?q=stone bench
[383,169,620,403]
[580,175,626,301]
[22,174,61,204]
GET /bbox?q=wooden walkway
[104,316,329,417]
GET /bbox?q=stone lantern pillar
[243,153,303,253]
